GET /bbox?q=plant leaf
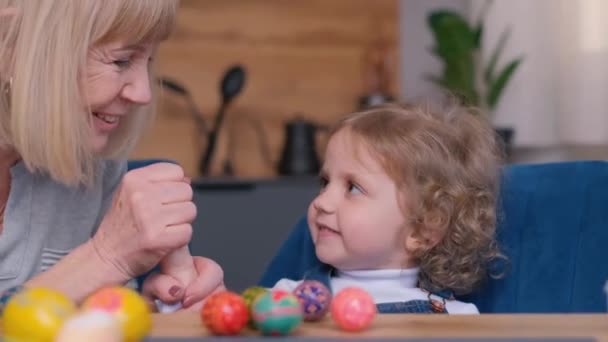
[428,10,477,58]
[427,10,479,106]
[487,58,522,110]
[474,25,483,49]
[444,60,478,106]
[485,28,511,83]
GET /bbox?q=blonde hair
[333,102,504,295]
[0,0,178,186]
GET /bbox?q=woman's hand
[142,256,225,312]
[91,162,196,281]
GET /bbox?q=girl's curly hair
[333,101,505,295]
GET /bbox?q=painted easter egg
[292,280,331,321]
[82,287,151,342]
[252,290,302,336]
[241,286,268,328]
[201,291,249,335]
[2,287,77,342]
[330,287,376,332]
[55,310,122,342]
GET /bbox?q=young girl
[271,102,503,314]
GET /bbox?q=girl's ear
[405,228,444,255]
[405,207,448,255]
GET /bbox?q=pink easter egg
[330,287,376,332]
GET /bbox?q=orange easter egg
[82,287,151,342]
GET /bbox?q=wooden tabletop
[151,312,608,340]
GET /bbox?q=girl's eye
[348,181,363,195]
[319,176,328,189]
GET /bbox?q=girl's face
[83,41,157,152]
[308,128,417,270]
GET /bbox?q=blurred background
[128,0,608,291]
[132,0,608,179]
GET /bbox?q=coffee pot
[277,118,326,176]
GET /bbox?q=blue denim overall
[303,264,452,314]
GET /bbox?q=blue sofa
[259,161,608,313]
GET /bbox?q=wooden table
[151,312,608,340]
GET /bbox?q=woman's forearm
[25,240,130,303]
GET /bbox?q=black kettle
[277,119,326,176]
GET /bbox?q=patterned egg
[3,287,77,342]
[330,287,376,332]
[241,286,268,328]
[292,280,331,321]
[55,310,122,342]
[201,291,249,335]
[252,290,302,336]
[82,287,151,342]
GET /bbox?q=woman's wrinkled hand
[91,163,196,281]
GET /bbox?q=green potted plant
[426,3,522,156]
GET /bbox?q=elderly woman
[0,0,222,311]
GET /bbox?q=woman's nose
[121,68,152,105]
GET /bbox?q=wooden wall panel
[130,0,400,178]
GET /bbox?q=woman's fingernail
[169,286,182,298]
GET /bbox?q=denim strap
[377,299,448,313]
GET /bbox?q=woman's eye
[113,59,132,69]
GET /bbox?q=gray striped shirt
[0,159,126,292]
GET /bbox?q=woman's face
[83,41,158,152]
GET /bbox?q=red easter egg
[330,287,376,332]
[201,291,249,335]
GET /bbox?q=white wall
[400,0,608,146]
[470,0,558,146]
[554,0,608,144]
